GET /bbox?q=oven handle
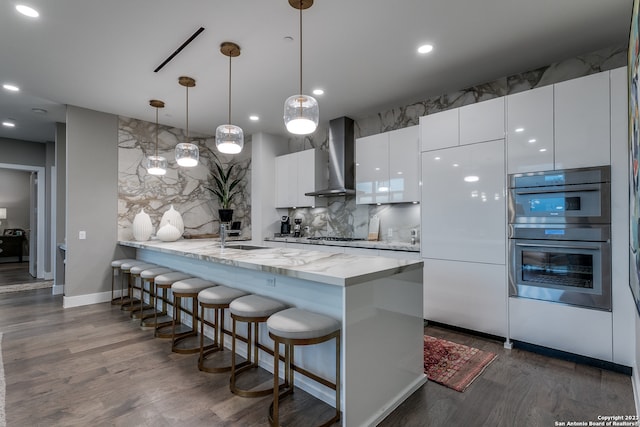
[514,242,598,251]
[513,184,600,195]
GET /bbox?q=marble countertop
[264,236,420,252]
[119,238,422,287]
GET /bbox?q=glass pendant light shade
[216,124,244,154]
[175,76,199,167]
[284,94,318,134]
[147,156,168,175]
[175,142,199,167]
[146,99,167,176]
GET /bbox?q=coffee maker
[280,216,291,235]
[293,218,303,237]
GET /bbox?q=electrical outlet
[266,277,276,287]
[79,231,86,240]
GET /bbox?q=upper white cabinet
[554,71,610,169]
[420,98,505,151]
[356,125,419,204]
[459,97,505,145]
[275,149,327,208]
[420,108,458,151]
[421,139,506,264]
[506,85,554,174]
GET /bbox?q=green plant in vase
[206,158,242,223]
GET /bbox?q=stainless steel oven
[508,166,611,311]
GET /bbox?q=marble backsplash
[279,45,626,242]
[118,117,252,241]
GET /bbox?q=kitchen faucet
[220,223,226,249]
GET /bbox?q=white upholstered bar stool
[151,271,193,337]
[197,286,249,373]
[267,308,341,427]
[124,263,158,316]
[110,259,138,305]
[118,260,153,311]
[171,278,217,354]
[137,267,173,326]
[229,295,287,397]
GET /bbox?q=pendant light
[175,76,199,167]
[216,42,244,154]
[146,99,167,176]
[283,0,318,135]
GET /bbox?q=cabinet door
[424,259,506,337]
[506,85,554,174]
[459,97,505,145]
[421,140,505,264]
[275,154,297,208]
[296,149,327,207]
[554,71,610,169]
[356,133,389,204]
[389,126,420,203]
[420,109,459,151]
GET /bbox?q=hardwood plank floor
[0,289,636,426]
[0,262,38,286]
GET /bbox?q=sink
[225,244,269,250]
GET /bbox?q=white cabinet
[506,85,554,174]
[459,97,505,145]
[554,71,610,169]
[275,149,327,208]
[420,108,458,151]
[356,125,419,204]
[509,297,613,361]
[424,259,506,337]
[421,139,506,264]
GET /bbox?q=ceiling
[0,0,632,144]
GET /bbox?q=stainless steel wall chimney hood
[305,116,356,197]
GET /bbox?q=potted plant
[206,158,242,223]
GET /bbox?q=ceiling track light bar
[154,27,205,73]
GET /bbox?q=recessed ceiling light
[2,121,16,128]
[32,108,48,114]
[539,148,547,152]
[528,138,537,143]
[464,175,479,183]
[417,44,433,54]
[515,127,524,133]
[434,156,441,160]
[312,88,324,96]
[453,163,459,167]
[249,115,259,121]
[16,4,39,18]
[2,84,19,92]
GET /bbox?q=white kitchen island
[119,239,426,427]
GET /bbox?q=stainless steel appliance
[508,166,612,311]
[280,216,290,235]
[293,218,302,237]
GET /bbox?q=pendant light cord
[228,53,232,124]
[155,107,159,157]
[185,85,189,142]
[299,0,303,96]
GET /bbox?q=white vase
[160,205,184,235]
[132,208,153,241]
[156,223,181,242]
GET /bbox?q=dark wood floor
[0,262,39,286]
[0,288,636,426]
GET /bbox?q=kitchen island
[119,239,426,427]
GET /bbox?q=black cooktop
[307,237,365,242]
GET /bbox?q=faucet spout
[220,223,226,249]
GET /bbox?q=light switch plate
[79,231,86,240]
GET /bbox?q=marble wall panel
[118,117,251,241]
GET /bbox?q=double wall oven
[508,166,612,311]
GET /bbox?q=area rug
[424,335,497,392]
[0,281,53,294]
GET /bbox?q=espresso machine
[293,218,303,237]
[280,216,291,235]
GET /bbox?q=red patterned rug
[423,335,497,392]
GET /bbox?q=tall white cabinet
[275,149,327,208]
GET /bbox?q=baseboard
[633,365,640,419]
[43,271,53,280]
[63,290,112,308]
[51,284,64,295]
[364,375,428,427]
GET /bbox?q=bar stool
[118,260,152,311]
[110,258,138,305]
[267,308,341,427]
[197,286,249,373]
[152,271,192,336]
[171,278,217,354]
[229,294,287,397]
[137,267,173,326]
[123,263,157,315]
